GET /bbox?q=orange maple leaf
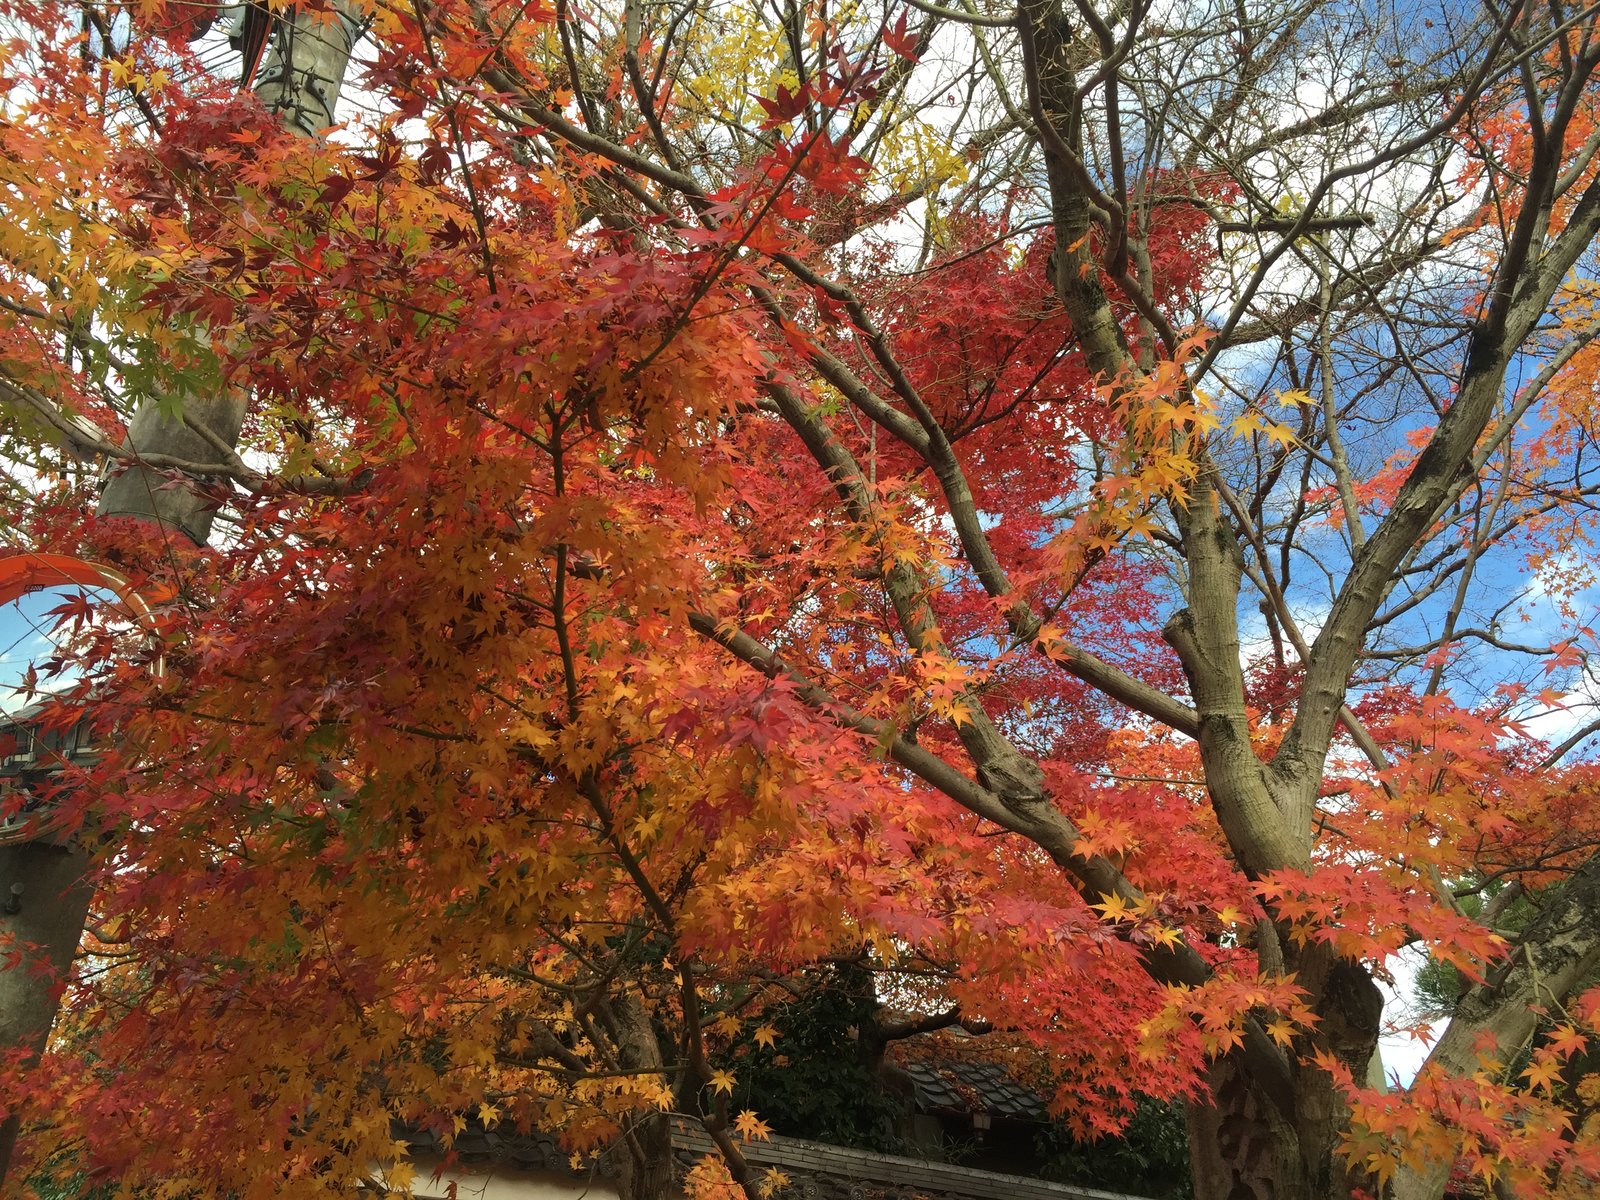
[733,1110,772,1142]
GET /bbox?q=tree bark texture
[0,841,95,1178]
[613,990,677,1200]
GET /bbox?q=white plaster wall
[391,1158,624,1200]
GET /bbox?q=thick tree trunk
[96,393,247,545]
[1188,948,1383,1200]
[1188,1057,1316,1200]
[621,1108,676,1200]
[97,4,365,541]
[1015,9,1399,1197]
[252,7,365,139]
[613,990,677,1200]
[0,841,94,1177]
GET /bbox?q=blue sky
[0,585,118,716]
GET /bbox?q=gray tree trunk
[0,842,95,1178]
[97,5,365,540]
[613,991,677,1200]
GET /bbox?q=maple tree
[3,1,1600,1199]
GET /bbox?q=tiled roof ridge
[891,1056,1049,1120]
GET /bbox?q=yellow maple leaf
[1230,411,1265,439]
[1092,892,1134,922]
[733,1110,772,1142]
[1363,1153,1397,1187]
[1261,418,1298,448]
[383,1161,417,1191]
[752,1024,779,1049]
[708,1069,736,1095]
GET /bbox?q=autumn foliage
[4,1,1600,1199]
